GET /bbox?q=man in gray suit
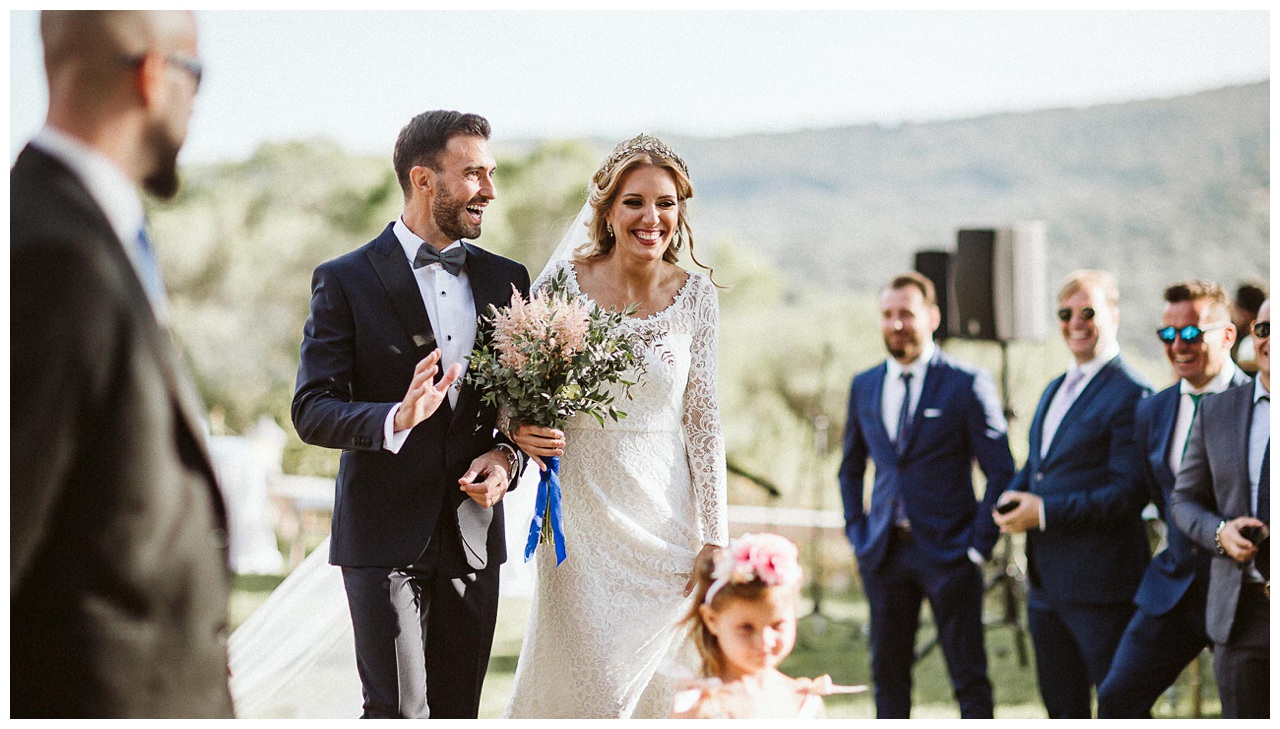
[1170,299,1270,719]
[11,11,233,717]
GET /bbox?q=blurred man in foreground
[11,10,234,717]
[1097,280,1247,717]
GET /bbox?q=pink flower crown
[704,533,803,605]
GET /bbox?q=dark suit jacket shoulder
[10,145,233,717]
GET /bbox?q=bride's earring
[606,222,613,237]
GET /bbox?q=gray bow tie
[413,242,466,276]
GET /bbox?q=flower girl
[670,533,864,719]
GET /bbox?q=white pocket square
[923,408,943,418]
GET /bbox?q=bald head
[42,11,196,92]
[40,11,200,197]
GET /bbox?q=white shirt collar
[1254,376,1270,403]
[393,216,462,263]
[1180,362,1242,397]
[29,126,144,248]
[886,340,935,381]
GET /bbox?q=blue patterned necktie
[413,241,466,276]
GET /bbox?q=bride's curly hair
[578,134,718,284]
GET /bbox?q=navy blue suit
[839,349,1015,718]
[1009,355,1152,718]
[1097,369,1250,717]
[293,223,529,717]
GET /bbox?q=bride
[227,134,728,719]
[504,134,728,719]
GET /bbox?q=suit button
[212,528,228,550]
[1035,472,1044,482]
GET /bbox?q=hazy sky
[8,9,1270,165]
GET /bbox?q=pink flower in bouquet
[492,287,552,371]
[550,299,591,356]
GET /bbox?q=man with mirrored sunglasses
[994,269,1153,718]
[1098,280,1247,718]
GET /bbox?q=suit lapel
[1151,387,1180,487]
[1233,383,1257,491]
[365,225,439,358]
[867,364,892,448]
[1027,374,1060,468]
[1042,358,1118,464]
[901,351,945,456]
[450,244,510,428]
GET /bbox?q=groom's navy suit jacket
[1009,355,1153,606]
[839,349,1015,573]
[1132,369,1250,618]
[292,223,529,574]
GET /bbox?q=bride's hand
[509,423,565,472]
[683,544,719,597]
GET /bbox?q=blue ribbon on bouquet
[524,455,567,565]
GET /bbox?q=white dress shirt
[29,126,169,322]
[881,340,934,441]
[382,218,477,453]
[1168,363,1242,476]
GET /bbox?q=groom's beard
[433,186,485,241]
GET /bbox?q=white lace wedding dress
[503,259,728,719]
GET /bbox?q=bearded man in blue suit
[995,269,1153,719]
[839,272,1015,718]
[1097,280,1247,717]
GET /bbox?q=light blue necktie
[136,227,168,303]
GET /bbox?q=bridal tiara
[704,533,802,605]
[597,133,690,181]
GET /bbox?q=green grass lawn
[232,569,1220,719]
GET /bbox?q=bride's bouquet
[468,266,655,565]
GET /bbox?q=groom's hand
[394,350,461,432]
[459,450,510,509]
[509,423,565,471]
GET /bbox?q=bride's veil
[535,198,593,285]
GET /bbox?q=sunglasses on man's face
[1252,321,1270,339]
[1057,307,1095,322]
[1156,323,1226,345]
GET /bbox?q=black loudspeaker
[913,250,955,341]
[953,224,1048,342]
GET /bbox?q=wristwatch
[493,442,519,476]
[1214,520,1227,555]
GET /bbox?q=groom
[293,110,530,718]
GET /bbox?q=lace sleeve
[682,274,729,546]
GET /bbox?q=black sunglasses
[1156,323,1226,345]
[1057,307,1095,322]
[1252,321,1270,339]
[121,53,204,90]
